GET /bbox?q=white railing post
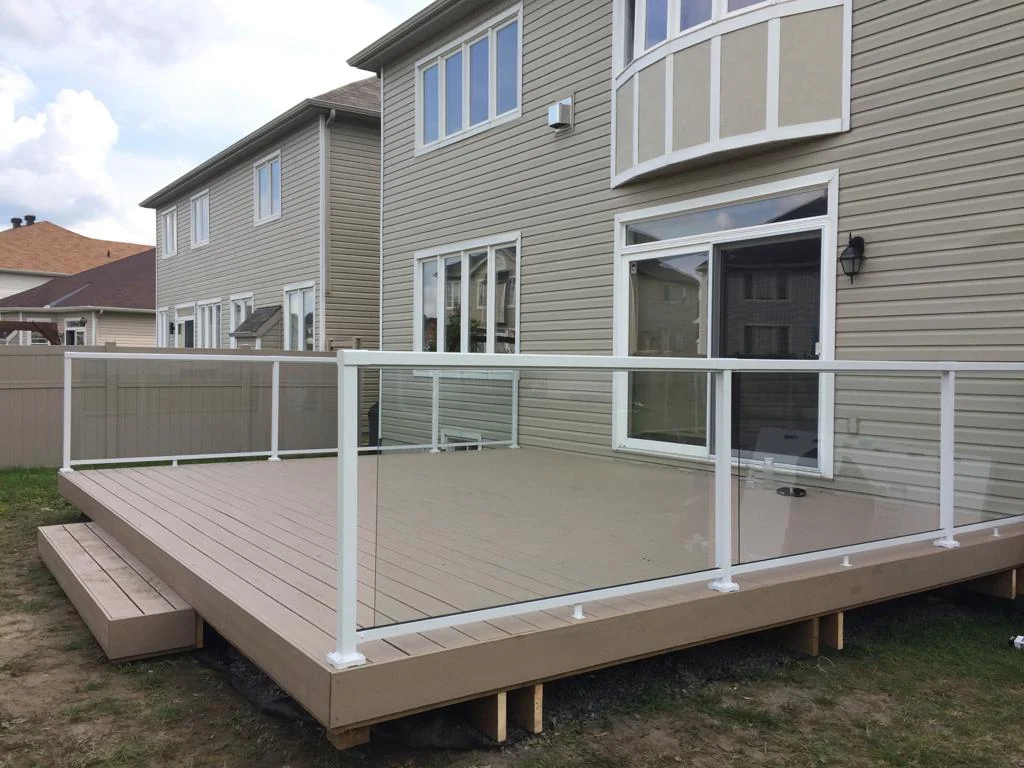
[60,354,73,473]
[268,360,281,461]
[935,369,960,549]
[510,369,520,449]
[710,369,739,592]
[430,371,441,454]
[327,351,366,669]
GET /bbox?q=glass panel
[955,373,1024,528]
[302,288,315,351]
[624,0,636,65]
[278,361,338,452]
[444,51,464,136]
[270,159,281,215]
[421,259,438,351]
[728,0,764,10]
[495,21,519,114]
[469,36,489,126]
[258,165,270,219]
[625,188,827,245]
[494,246,517,353]
[681,0,712,30]
[366,367,714,630]
[422,64,440,143]
[467,251,487,352]
[287,291,301,350]
[717,233,821,468]
[645,0,669,48]
[443,255,462,352]
[737,372,940,564]
[628,252,709,447]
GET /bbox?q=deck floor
[57,449,1024,732]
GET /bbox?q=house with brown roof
[139,77,381,352]
[0,217,151,300]
[0,248,155,346]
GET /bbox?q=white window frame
[229,292,255,349]
[283,281,316,351]
[413,232,521,378]
[64,317,87,346]
[196,298,221,349]
[157,307,170,347]
[611,170,839,479]
[174,303,196,349]
[160,207,177,258]
[414,4,523,155]
[253,151,282,225]
[190,190,210,248]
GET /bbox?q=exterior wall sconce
[839,235,865,283]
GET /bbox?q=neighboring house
[0,249,155,346]
[0,217,150,300]
[140,78,381,352]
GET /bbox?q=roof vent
[23,215,36,225]
[10,217,22,228]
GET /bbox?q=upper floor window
[415,234,519,354]
[417,6,522,153]
[253,152,281,224]
[191,190,210,247]
[160,208,177,257]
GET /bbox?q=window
[160,208,177,257]
[174,306,195,349]
[191,191,210,247]
[284,283,315,351]
[254,153,282,223]
[157,308,171,346]
[64,318,86,346]
[417,7,521,151]
[229,294,254,348]
[196,300,221,348]
[415,235,519,354]
[614,173,838,473]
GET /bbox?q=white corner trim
[318,115,328,351]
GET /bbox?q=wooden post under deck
[820,611,844,651]
[508,684,543,734]
[464,691,507,743]
[326,726,370,751]
[962,569,1018,600]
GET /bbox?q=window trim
[412,232,521,374]
[282,280,316,351]
[414,4,523,156]
[190,189,210,248]
[64,317,87,346]
[611,170,839,479]
[157,307,169,346]
[253,150,282,225]
[229,292,255,349]
[160,207,177,258]
[173,303,197,349]
[196,297,222,349]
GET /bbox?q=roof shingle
[0,221,152,276]
[315,76,380,114]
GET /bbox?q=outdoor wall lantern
[839,235,866,283]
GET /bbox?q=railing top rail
[337,350,1024,374]
[64,351,335,364]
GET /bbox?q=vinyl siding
[0,272,50,301]
[377,0,1024,512]
[155,122,322,349]
[95,313,156,347]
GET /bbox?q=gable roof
[0,221,152,277]
[349,0,484,71]
[140,77,380,210]
[0,248,155,312]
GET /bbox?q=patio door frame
[611,170,839,479]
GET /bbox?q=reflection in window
[469,37,490,126]
[444,52,463,136]
[625,188,827,244]
[496,22,520,115]
[422,65,440,143]
[728,0,764,10]
[645,0,668,48]
[444,255,462,351]
[681,0,712,30]
[468,252,487,352]
[285,285,315,351]
[494,246,518,354]
[421,260,438,351]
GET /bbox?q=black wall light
[839,235,865,283]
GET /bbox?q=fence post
[709,369,739,593]
[510,369,520,449]
[430,371,441,454]
[934,370,960,549]
[327,350,366,669]
[60,354,73,473]
[269,360,281,461]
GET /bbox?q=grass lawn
[2,466,1024,767]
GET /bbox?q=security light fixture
[839,235,865,283]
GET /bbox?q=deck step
[38,523,200,661]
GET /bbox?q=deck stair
[38,523,201,661]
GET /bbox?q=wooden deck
[57,450,1024,735]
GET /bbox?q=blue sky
[0,0,431,244]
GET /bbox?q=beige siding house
[351,0,1024,502]
[141,79,381,353]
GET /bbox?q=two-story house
[350,0,1023,485]
[141,77,381,352]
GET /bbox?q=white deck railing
[327,351,1024,668]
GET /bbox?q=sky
[0,0,432,245]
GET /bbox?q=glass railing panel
[377,368,435,450]
[278,361,337,454]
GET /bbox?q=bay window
[417,6,522,152]
[415,235,520,354]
